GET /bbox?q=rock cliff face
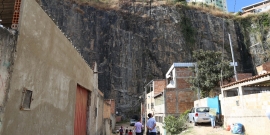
[39,0,254,115]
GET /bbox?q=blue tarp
[207,96,221,114]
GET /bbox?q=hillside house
[0,0,107,134]
[242,0,270,16]
[187,0,228,12]
[220,62,270,135]
[143,63,196,135]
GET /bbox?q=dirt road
[114,122,232,135]
[180,123,232,135]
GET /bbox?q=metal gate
[74,85,89,135]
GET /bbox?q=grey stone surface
[39,0,254,115]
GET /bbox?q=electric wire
[234,0,236,12]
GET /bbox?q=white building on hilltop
[242,0,270,16]
[187,0,228,12]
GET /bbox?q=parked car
[188,107,210,126]
[130,119,136,126]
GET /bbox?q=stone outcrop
[39,0,254,115]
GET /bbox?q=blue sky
[227,0,263,12]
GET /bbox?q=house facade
[220,62,270,135]
[242,0,270,16]
[0,0,107,134]
[143,63,196,135]
[144,79,166,134]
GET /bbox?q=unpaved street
[180,123,232,135]
[114,122,233,135]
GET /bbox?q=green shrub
[163,113,188,135]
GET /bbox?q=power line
[234,0,236,12]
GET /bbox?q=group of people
[119,113,157,135]
[119,127,135,135]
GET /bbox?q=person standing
[125,127,129,135]
[128,129,133,135]
[146,113,156,135]
[134,119,143,135]
[119,126,124,135]
[209,108,217,128]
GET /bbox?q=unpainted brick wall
[154,80,166,95]
[103,102,111,118]
[175,68,192,89]
[165,89,195,115]
[105,99,115,114]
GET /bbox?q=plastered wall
[221,93,270,135]
[0,0,101,134]
[0,28,17,133]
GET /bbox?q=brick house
[144,63,196,135]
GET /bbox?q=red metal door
[74,85,89,135]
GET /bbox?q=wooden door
[74,85,89,135]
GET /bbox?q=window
[20,88,33,110]
[196,107,209,112]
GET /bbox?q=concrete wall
[0,27,17,133]
[103,118,111,135]
[146,91,154,116]
[97,92,105,135]
[110,114,116,132]
[221,93,270,135]
[1,0,102,134]
[194,98,208,107]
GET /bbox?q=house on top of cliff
[187,0,228,12]
[241,0,270,16]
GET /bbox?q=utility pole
[228,33,238,81]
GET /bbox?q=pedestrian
[134,119,143,135]
[125,127,129,135]
[128,129,133,135]
[119,126,124,135]
[209,108,217,128]
[146,113,156,135]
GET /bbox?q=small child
[125,127,128,135]
[128,129,132,135]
